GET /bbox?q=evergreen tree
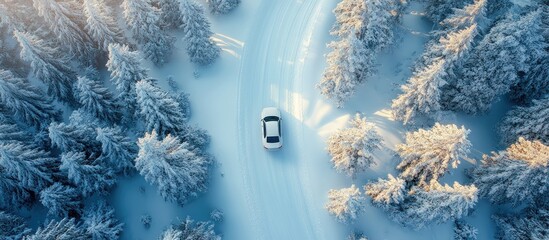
[327,114,382,177]
[0,121,32,143]
[471,138,549,206]
[325,185,366,223]
[83,0,125,52]
[454,220,478,240]
[0,170,31,209]
[32,0,93,60]
[82,200,124,240]
[364,174,406,207]
[135,130,210,205]
[14,30,76,103]
[74,76,122,123]
[158,0,184,29]
[347,232,368,240]
[500,95,549,145]
[136,80,186,136]
[318,33,373,107]
[396,123,471,185]
[48,121,100,153]
[96,126,137,175]
[0,142,55,192]
[510,55,549,104]
[206,0,240,15]
[180,0,220,65]
[122,0,175,64]
[0,211,31,240]
[493,202,549,240]
[39,183,81,217]
[391,181,478,229]
[363,0,400,52]
[331,0,366,38]
[0,69,59,128]
[426,0,472,24]
[24,218,88,240]
[60,151,116,197]
[160,217,220,240]
[106,43,147,111]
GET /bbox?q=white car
[261,107,283,149]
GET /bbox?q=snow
[109,0,510,239]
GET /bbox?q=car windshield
[266,136,280,143]
[263,116,279,122]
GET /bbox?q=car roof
[265,120,279,136]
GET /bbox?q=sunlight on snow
[317,114,351,138]
[373,108,396,121]
[211,33,245,59]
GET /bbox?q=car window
[263,116,279,122]
[278,121,281,137]
[266,136,279,143]
[262,121,266,138]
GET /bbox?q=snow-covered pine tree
[440,0,486,30]
[426,0,472,24]
[0,69,59,128]
[500,95,548,145]
[96,126,136,175]
[0,169,31,209]
[443,9,546,114]
[176,123,211,150]
[39,183,81,217]
[327,114,382,177]
[32,0,93,60]
[180,0,220,65]
[160,217,220,240]
[206,0,240,15]
[454,220,478,240]
[48,121,100,153]
[0,211,31,240]
[13,30,77,103]
[347,232,368,240]
[364,174,406,208]
[331,0,366,38]
[325,185,366,223]
[0,121,32,144]
[24,218,88,240]
[74,76,122,123]
[60,151,116,197]
[318,32,373,107]
[393,181,478,229]
[136,79,186,136]
[135,130,210,205]
[83,0,125,52]
[0,142,55,192]
[122,0,174,65]
[470,138,549,206]
[158,0,184,29]
[493,202,549,240]
[363,0,400,52]
[106,43,147,112]
[391,59,447,124]
[510,55,549,104]
[396,123,471,185]
[82,200,124,240]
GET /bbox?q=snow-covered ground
[111,0,509,239]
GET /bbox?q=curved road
[236,0,327,239]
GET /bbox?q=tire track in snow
[236,0,325,239]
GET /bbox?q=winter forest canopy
[0,0,547,239]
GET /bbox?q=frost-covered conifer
[325,185,366,223]
[500,95,548,145]
[122,0,174,64]
[393,181,477,229]
[160,217,220,240]
[14,30,76,103]
[60,151,116,197]
[318,33,373,107]
[454,220,478,240]
[396,123,471,185]
[32,0,93,60]
[426,0,471,24]
[176,124,211,150]
[136,80,186,136]
[327,114,382,177]
[0,69,59,128]
[471,138,549,206]
[158,0,184,28]
[363,0,400,51]
[24,218,88,240]
[510,56,549,104]
[0,142,55,192]
[347,232,368,240]
[331,0,366,38]
[82,200,124,240]
[0,170,31,209]
[206,0,240,15]
[181,0,220,65]
[136,131,210,205]
[48,121,100,153]
[107,43,147,110]
[74,76,122,123]
[0,211,31,240]
[440,0,486,30]
[364,174,405,207]
[96,126,137,175]
[39,183,81,217]
[83,0,125,51]
[493,202,549,240]
[0,121,32,144]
